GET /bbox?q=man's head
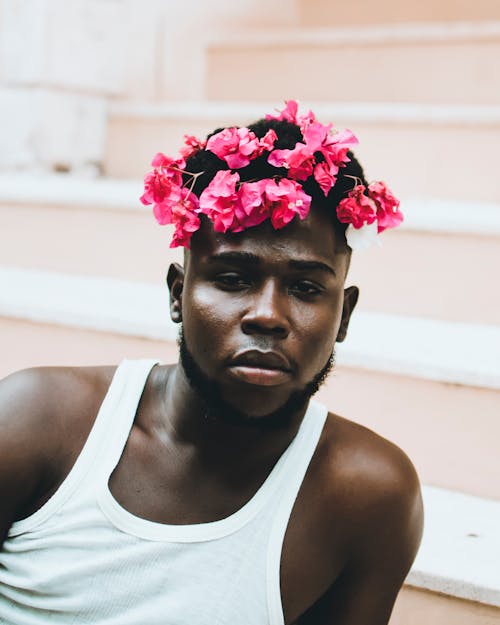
[143,101,401,428]
[167,198,359,430]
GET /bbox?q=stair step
[0,173,179,286]
[392,587,500,625]
[391,487,500,624]
[409,487,500,606]
[105,100,500,203]
[1,267,499,499]
[205,22,500,106]
[0,316,178,378]
[3,266,497,389]
[1,173,499,325]
[298,0,500,27]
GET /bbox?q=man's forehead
[187,210,349,274]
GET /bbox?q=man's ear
[336,285,359,343]
[167,263,184,324]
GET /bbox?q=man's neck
[156,363,307,468]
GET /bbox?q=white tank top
[0,359,328,625]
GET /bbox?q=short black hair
[184,117,369,242]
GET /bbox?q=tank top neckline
[97,361,328,543]
[98,402,326,543]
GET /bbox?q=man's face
[169,207,357,427]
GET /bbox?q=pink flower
[266,100,299,124]
[313,161,339,195]
[320,129,358,169]
[179,134,206,159]
[302,120,330,152]
[268,142,315,180]
[296,108,316,132]
[306,126,358,196]
[368,181,403,233]
[199,170,241,232]
[170,190,201,248]
[266,100,317,132]
[234,182,269,231]
[268,120,358,196]
[258,129,278,153]
[140,153,185,207]
[206,127,261,169]
[151,152,185,174]
[152,188,182,225]
[140,169,184,205]
[141,170,174,206]
[336,185,377,229]
[260,178,311,229]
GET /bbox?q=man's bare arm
[299,439,424,625]
[0,368,58,545]
[0,366,112,547]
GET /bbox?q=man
[0,101,423,624]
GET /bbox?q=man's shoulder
[0,363,117,422]
[0,364,118,527]
[324,412,420,498]
[314,410,423,544]
[0,363,118,457]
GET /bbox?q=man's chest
[108,424,345,625]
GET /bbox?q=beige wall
[0,0,298,172]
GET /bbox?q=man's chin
[209,386,309,430]
[178,330,334,431]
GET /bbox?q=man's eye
[214,273,249,288]
[290,281,322,296]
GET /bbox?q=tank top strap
[8,359,159,536]
[93,358,159,480]
[266,400,328,625]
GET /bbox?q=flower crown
[140,100,403,250]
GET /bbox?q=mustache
[177,328,334,432]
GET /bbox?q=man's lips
[227,350,292,387]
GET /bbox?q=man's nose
[241,280,290,337]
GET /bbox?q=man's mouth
[227,350,292,386]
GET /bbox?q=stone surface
[409,487,500,606]
[392,587,500,625]
[104,101,500,203]
[0,87,106,172]
[156,0,299,100]
[299,0,500,26]
[206,25,500,105]
[1,0,127,94]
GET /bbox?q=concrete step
[349,202,500,325]
[298,0,500,27]
[0,174,180,287]
[392,487,500,624]
[205,22,500,106]
[105,101,500,203]
[1,266,499,501]
[393,588,500,625]
[1,173,499,325]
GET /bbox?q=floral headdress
[140,100,403,250]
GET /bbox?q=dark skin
[0,207,423,624]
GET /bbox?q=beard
[178,328,334,432]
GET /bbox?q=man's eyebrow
[207,251,260,264]
[289,260,336,277]
[206,253,336,276]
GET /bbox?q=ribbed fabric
[0,359,328,625]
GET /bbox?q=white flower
[345,221,381,251]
